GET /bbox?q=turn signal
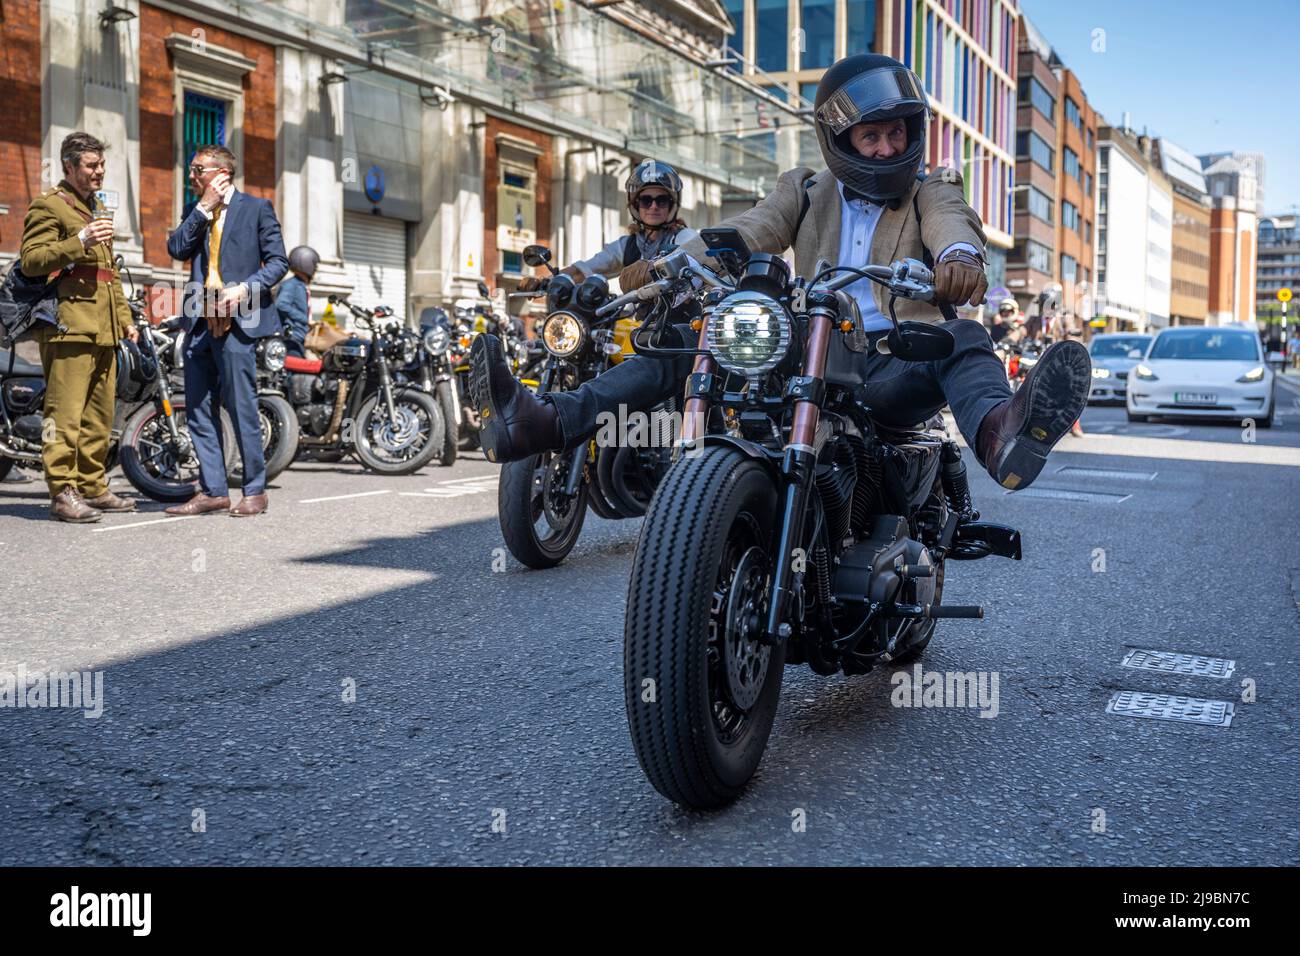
[840,320,853,332]
[161,398,172,417]
[690,319,702,331]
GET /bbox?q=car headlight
[542,311,587,359]
[705,290,791,378]
[1092,367,1110,379]
[422,325,450,355]
[1237,365,1265,383]
[260,337,286,372]
[1133,363,1157,380]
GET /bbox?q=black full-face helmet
[625,160,683,226]
[814,54,929,206]
[115,337,157,403]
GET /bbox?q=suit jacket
[167,189,289,337]
[19,181,132,346]
[679,166,987,323]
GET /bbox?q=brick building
[1199,153,1259,326]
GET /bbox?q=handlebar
[594,278,673,319]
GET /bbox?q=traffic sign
[1279,288,1292,303]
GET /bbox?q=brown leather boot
[83,489,137,513]
[50,487,103,523]
[165,492,232,516]
[976,340,1092,490]
[230,493,268,517]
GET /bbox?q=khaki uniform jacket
[19,181,132,347]
[680,166,987,323]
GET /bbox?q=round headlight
[262,337,287,372]
[542,311,587,359]
[705,290,791,378]
[422,325,450,355]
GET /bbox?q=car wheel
[1126,410,1148,423]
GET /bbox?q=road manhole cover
[1056,466,1158,481]
[1120,649,1236,679]
[1005,487,1131,503]
[1106,691,1234,727]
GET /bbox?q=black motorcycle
[607,230,1024,809]
[494,244,674,568]
[284,297,444,475]
[396,306,460,467]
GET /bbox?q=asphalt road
[3,377,1299,865]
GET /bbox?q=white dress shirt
[836,183,978,332]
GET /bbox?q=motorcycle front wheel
[353,387,444,476]
[227,393,300,486]
[624,446,783,809]
[118,397,237,502]
[497,449,589,569]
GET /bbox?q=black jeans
[548,318,1012,457]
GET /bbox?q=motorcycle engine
[832,514,937,613]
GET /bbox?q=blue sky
[1019,0,1300,215]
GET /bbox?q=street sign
[1279,288,1292,303]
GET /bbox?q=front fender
[680,434,782,479]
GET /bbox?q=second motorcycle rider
[473,54,1092,492]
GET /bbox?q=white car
[1126,326,1275,427]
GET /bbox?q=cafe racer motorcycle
[605,230,1023,809]
[495,244,673,569]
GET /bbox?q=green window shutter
[182,92,227,206]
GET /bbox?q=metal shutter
[342,212,409,321]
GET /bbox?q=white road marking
[298,490,393,504]
[92,515,200,533]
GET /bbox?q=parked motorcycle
[494,244,673,569]
[397,306,460,467]
[450,281,542,450]
[606,231,1023,808]
[283,296,444,475]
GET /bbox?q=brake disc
[723,546,772,711]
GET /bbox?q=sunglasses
[636,194,673,210]
[189,165,226,176]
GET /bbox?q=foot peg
[889,603,984,619]
[949,521,1022,561]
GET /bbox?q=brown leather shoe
[83,489,137,513]
[230,493,268,517]
[50,487,102,523]
[976,340,1092,490]
[165,492,232,516]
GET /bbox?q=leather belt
[63,265,115,284]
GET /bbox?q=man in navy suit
[164,145,288,517]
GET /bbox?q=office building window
[722,0,746,56]
[1062,201,1080,232]
[1087,128,1094,150]
[1017,130,1054,173]
[799,81,819,106]
[1065,97,1081,130]
[1016,184,1054,224]
[845,0,877,55]
[1012,238,1053,274]
[801,0,836,69]
[1064,147,1081,182]
[756,0,790,72]
[1018,74,1054,122]
[1085,171,1093,197]
[1061,253,1077,283]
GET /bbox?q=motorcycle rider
[276,245,319,357]
[989,298,1017,345]
[471,54,1090,491]
[517,160,698,293]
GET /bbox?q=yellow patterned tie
[205,205,224,289]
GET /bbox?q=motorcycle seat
[0,349,43,377]
[284,355,323,374]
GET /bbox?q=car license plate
[1175,392,1217,404]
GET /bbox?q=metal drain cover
[1005,487,1132,503]
[1121,649,1236,679]
[1056,465,1158,481]
[1106,691,1235,727]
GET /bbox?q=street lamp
[99,3,136,27]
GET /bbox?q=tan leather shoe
[50,487,102,523]
[83,489,137,512]
[230,493,268,517]
[165,492,232,516]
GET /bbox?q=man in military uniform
[20,132,138,522]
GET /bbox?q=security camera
[431,85,454,111]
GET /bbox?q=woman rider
[517,160,698,292]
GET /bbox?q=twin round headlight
[705,290,791,378]
[542,311,587,359]
[422,325,450,355]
